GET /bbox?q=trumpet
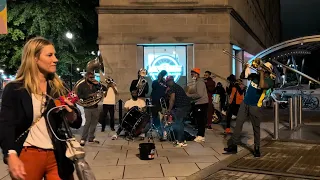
[222,49,276,79]
[136,68,148,96]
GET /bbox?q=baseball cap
[191,68,200,75]
[166,76,174,82]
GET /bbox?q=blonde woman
[0,37,82,180]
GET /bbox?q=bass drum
[121,107,150,137]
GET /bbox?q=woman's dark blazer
[0,81,82,179]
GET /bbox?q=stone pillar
[235,50,243,78]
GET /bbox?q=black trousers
[100,104,115,130]
[226,104,240,128]
[194,103,208,137]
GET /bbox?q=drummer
[113,90,146,139]
[124,90,146,111]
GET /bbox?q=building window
[142,45,187,85]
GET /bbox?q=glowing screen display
[143,46,187,82]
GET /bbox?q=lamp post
[66,32,73,89]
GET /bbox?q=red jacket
[205,77,216,101]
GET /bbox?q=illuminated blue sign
[147,54,183,82]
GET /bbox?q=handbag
[212,94,220,104]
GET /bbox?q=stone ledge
[97,5,232,14]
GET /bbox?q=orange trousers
[16,146,73,180]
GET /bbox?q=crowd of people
[0,36,275,179]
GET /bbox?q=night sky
[280,0,320,79]
[281,0,320,40]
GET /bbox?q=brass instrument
[106,77,116,84]
[73,54,107,107]
[136,68,148,96]
[222,49,276,79]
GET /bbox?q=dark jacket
[151,79,167,104]
[0,81,82,179]
[130,79,149,97]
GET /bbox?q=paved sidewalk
[0,120,282,180]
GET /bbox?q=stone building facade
[97,0,281,101]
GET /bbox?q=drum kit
[118,98,176,142]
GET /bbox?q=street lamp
[66,32,73,39]
[76,68,80,71]
[65,31,74,88]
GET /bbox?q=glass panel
[143,45,187,88]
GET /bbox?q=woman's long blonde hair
[15,37,67,97]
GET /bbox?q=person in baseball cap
[188,68,209,143]
[191,68,200,75]
[165,75,191,147]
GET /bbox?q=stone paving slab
[162,163,200,177]
[124,164,164,179]
[0,120,283,180]
[205,170,308,180]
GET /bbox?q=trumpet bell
[252,58,262,69]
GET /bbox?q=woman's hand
[64,99,77,123]
[64,99,74,113]
[8,154,26,180]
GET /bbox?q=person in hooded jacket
[187,68,208,142]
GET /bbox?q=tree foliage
[0,0,99,82]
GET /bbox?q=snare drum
[121,107,150,137]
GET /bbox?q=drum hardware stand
[159,98,176,142]
[145,98,161,142]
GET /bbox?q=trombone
[222,49,277,79]
[223,49,320,84]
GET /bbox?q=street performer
[224,62,274,157]
[130,69,149,98]
[100,77,118,132]
[112,90,146,140]
[77,72,107,146]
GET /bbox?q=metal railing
[271,93,303,140]
[271,93,287,140]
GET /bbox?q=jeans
[172,106,190,142]
[81,108,99,141]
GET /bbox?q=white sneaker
[174,141,188,147]
[194,136,205,142]
[231,115,237,119]
[221,110,226,116]
[111,135,118,140]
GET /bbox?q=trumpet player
[100,77,118,132]
[224,62,274,157]
[130,69,149,98]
